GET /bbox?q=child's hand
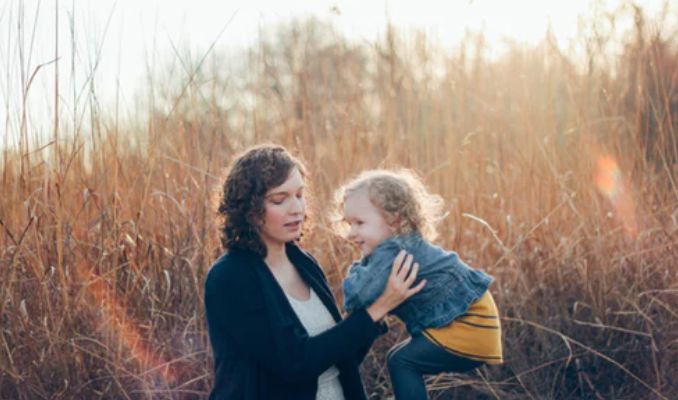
[366,250,426,322]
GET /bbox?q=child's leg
[386,335,483,400]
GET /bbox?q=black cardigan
[204,243,386,400]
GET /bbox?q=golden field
[1,8,677,399]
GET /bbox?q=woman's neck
[264,243,288,268]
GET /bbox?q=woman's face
[259,167,306,249]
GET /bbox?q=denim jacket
[343,233,493,335]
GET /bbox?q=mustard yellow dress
[422,291,503,364]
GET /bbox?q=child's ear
[388,217,400,233]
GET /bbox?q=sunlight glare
[594,155,639,239]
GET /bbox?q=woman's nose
[290,196,305,214]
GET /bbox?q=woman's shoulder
[287,242,318,264]
[286,242,327,280]
[203,250,268,315]
[205,249,258,290]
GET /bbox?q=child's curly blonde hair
[333,169,446,241]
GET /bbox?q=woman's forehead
[266,167,304,195]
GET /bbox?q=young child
[335,169,503,400]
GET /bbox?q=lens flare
[79,262,177,385]
[594,155,638,239]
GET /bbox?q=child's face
[343,189,394,256]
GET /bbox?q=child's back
[343,232,492,336]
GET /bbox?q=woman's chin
[282,231,302,243]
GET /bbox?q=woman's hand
[366,250,426,322]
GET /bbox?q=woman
[204,144,425,400]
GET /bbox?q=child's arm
[343,262,371,312]
[343,241,403,313]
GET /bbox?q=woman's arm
[205,251,423,383]
[206,271,378,383]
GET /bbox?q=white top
[285,288,346,400]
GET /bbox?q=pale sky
[0,0,672,150]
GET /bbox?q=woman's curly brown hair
[333,169,445,242]
[217,144,308,257]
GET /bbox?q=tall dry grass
[1,5,677,400]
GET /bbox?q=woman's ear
[248,211,264,231]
